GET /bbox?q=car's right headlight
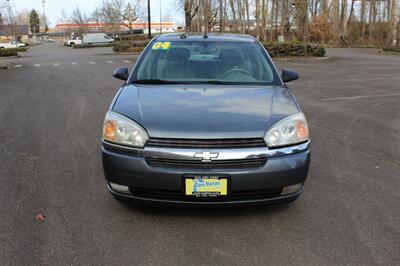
[264,112,309,148]
[103,111,149,148]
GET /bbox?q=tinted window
[134,40,279,85]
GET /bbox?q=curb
[377,50,400,56]
[112,52,142,55]
[1,55,21,59]
[273,56,332,62]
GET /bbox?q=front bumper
[102,141,310,206]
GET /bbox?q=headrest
[220,49,242,61]
[167,48,191,62]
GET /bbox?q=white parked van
[67,33,114,46]
[83,33,114,44]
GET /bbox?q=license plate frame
[184,175,229,197]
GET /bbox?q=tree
[389,0,398,46]
[1,3,23,43]
[177,0,398,47]
[71,6,88,25]
[183,0,199,31]
[293,0,309,42]
[15,9,30,26]
[91,7,103,31]
[29,9,40,35]
[99,0,121,39]
[59,9,69,22]
[96,0,144,44]
[121,1,143,45]
[70,6,89,35]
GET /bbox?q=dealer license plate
[185,175,228,197]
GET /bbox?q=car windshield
[133,40,279,85]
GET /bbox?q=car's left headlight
[103,111,149,148]
[264,112,309,148]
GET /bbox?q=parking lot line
[53,63,60,66]
[89,62,96,65]
[296,76,400,85]
[71,62,78,65]
[321,92,400,101]
[14,65,22,68]
[106,61,114,64]
[34,64,41,67]
[123,60,132,63]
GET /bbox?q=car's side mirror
[282,69,299,83]
[113,67,129,81]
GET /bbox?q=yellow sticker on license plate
[185,177,228,196]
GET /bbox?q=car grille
[146,138,266,148]
[147,157,266,169]
[129,187,283,202]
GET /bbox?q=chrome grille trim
[146,138,266,148]
[102,140,310,160]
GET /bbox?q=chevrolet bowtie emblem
[194,151,219,162]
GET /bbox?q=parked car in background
[0,41,26,49]
[67,33,114,47]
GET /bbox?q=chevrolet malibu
[102,33,310,206]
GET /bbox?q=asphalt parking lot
[0,44,399,265]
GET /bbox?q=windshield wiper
[133,79,183,84]
[201,80,230,85]
[132,79,231,85]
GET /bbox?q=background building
[0,24,29,43]
[51,21,175,35]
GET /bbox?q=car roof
[156,33,257,43]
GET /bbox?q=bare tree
[97,0,144,44]
[183,0,199,31]
[389,0,398,46]
[3,3,21,41]
[177,0,398,47]
[121,1,144,45]
[99,0,122,40]
[228,0,238,32]
[91,7,103,31]
[70,6,89,35]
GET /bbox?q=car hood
[112,84,299,139]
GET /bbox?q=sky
[8,0,183,26]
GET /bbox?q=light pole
[41,0,46,33]
[219,0,223,32]
[147,0,151,39]
[159,0,162,34]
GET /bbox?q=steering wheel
[222,68,252,79]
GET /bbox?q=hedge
[72,43,115,48]
[0,47,27,57]
[262,42,326,57]
[113,40,149,53]
[382,47,400,53]
[111,40,326,57]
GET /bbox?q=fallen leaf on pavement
[34,213,45,222]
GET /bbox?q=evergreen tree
[29,9,40,35]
